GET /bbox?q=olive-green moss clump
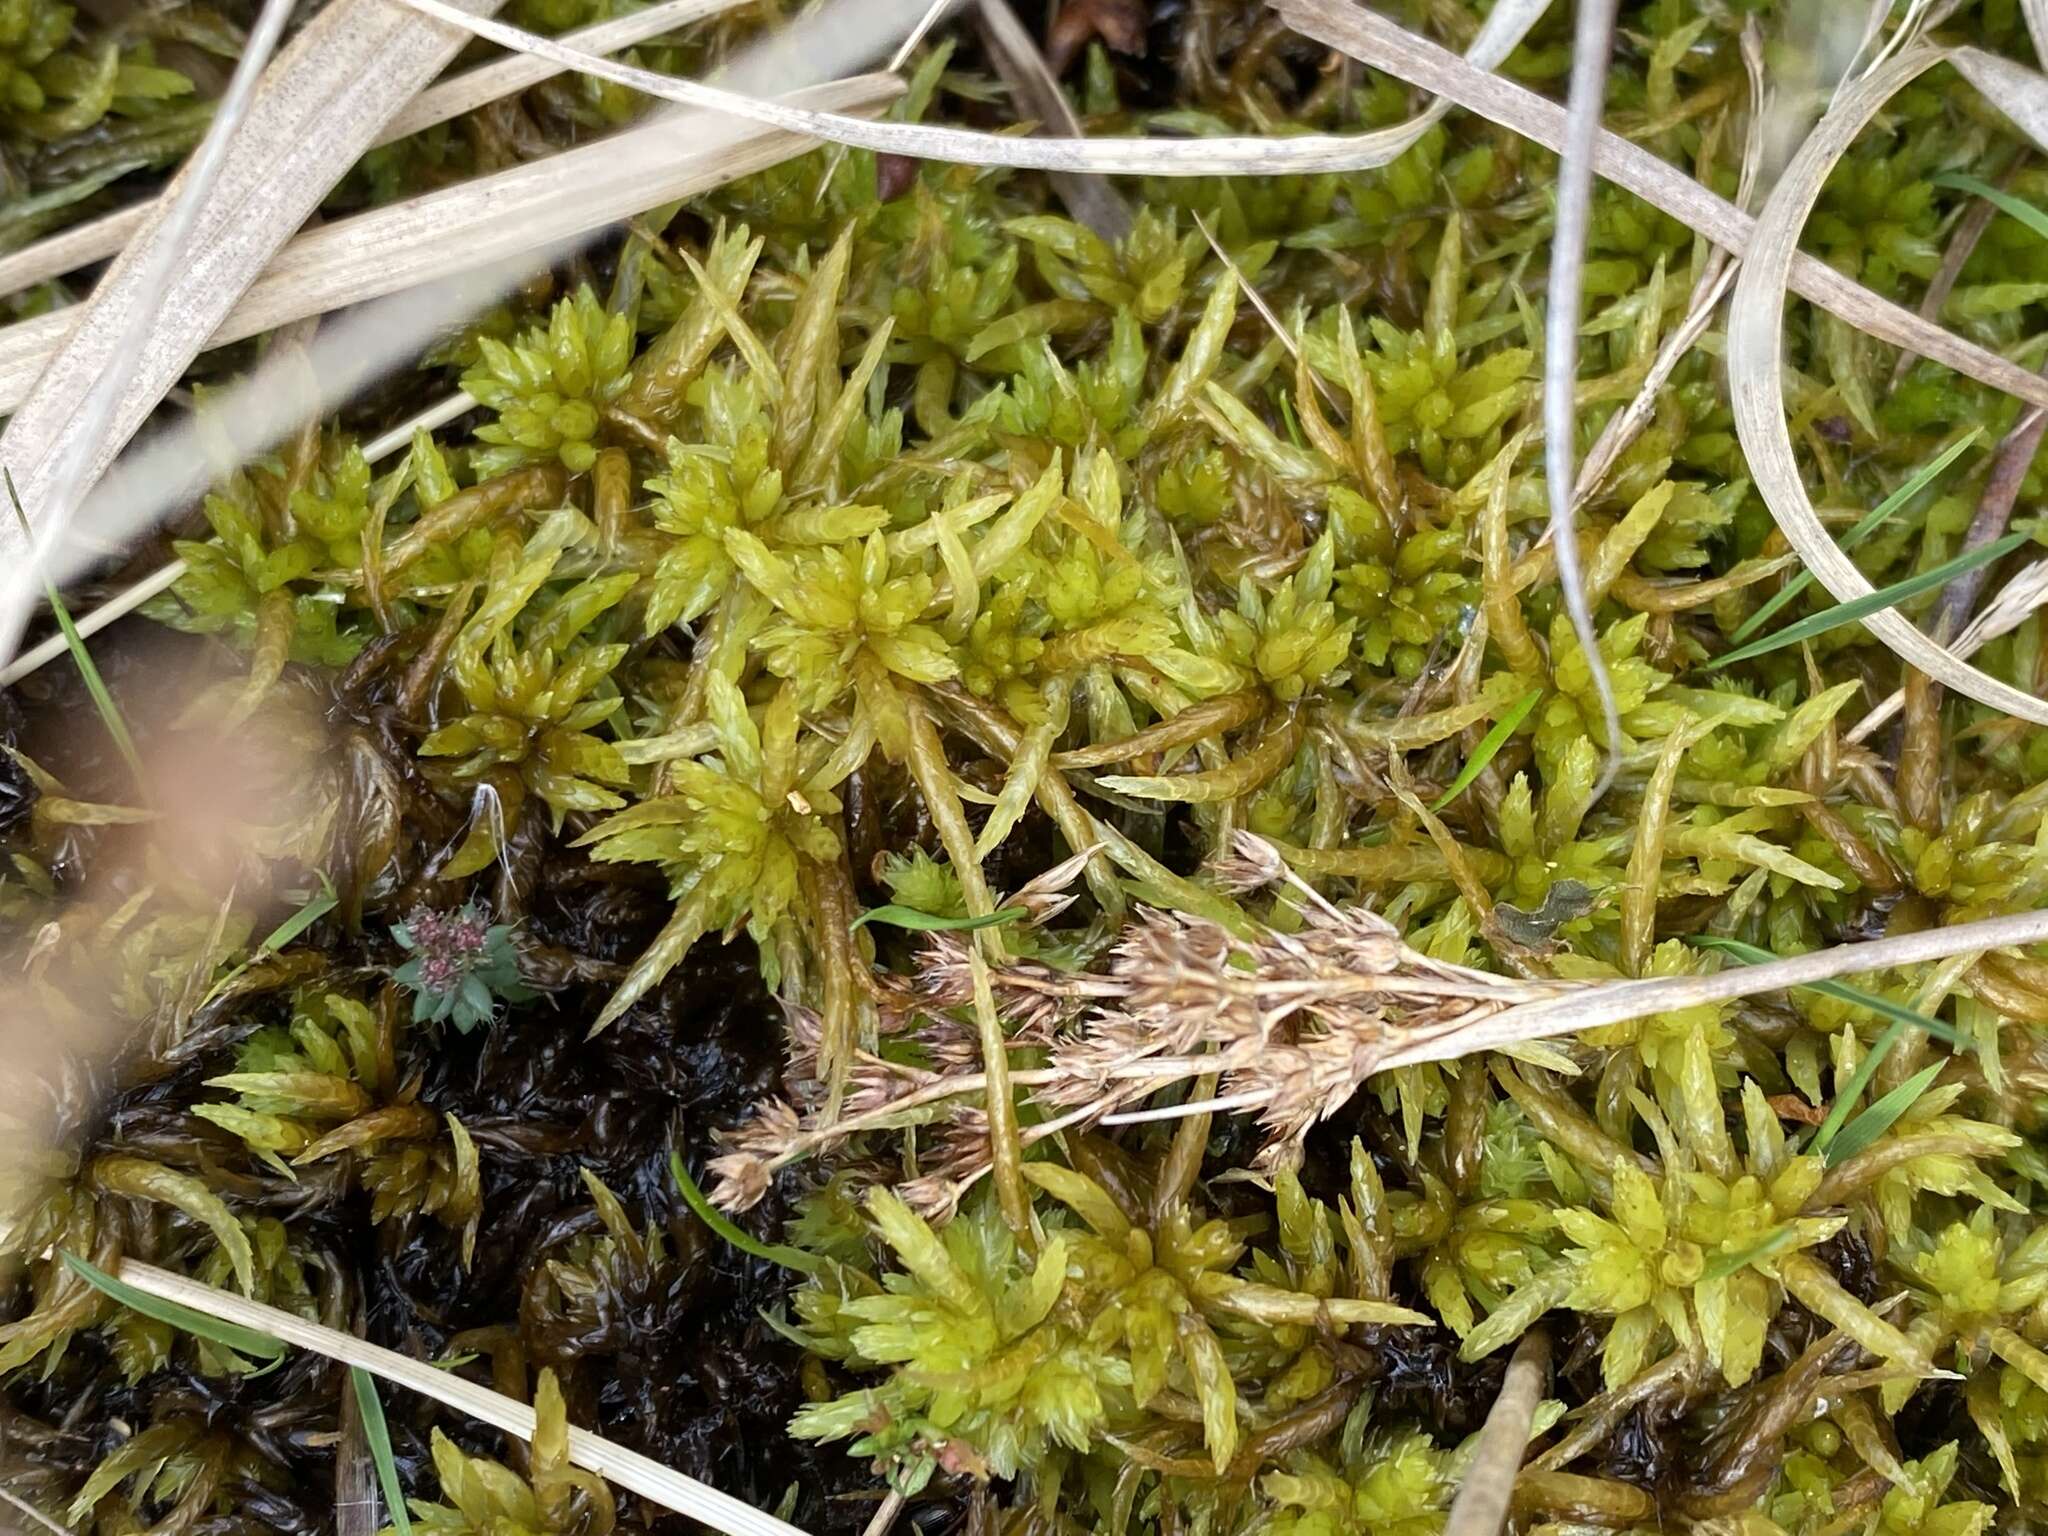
[7,2,2048,1535]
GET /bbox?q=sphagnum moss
[7,1,2048,1534]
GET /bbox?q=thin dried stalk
[0,1487,74,1536]
[860,1491,908,1536]
[113,1260,816,1536]
[0,0,754,299]
[1271,0,2048,412]
[974,0,1132,241]
[1726,43,2048,729]
[0,0,513,658]
[1541,0,1622,801]
[887,0,957,71]
[1888,179,2005,389]
[1445,1331,1549,1536]
[1445,904,2048,1063]
[1574,261,1738,506]
[385,0,1553,178]
[0,76,901,415]
[0,76,899,631]
[335,1324,380,1536]
[1527,1351,1696,1475]
[1848,551,2048,742]
[1933,390,2048,640]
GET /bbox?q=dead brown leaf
[1767,1093,1828,1126]
[1047,0,1148,74]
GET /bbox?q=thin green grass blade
[5,468,148,789]
[669,1150,824,1274]
[1729,429,1983,643]
[1431,688,1542,810]
[199,874,339,1012]
[1824,1058,1948,1166]
[1934,173,2048,243]
[1690,935,1963,1044]
[1707,529,2032,670]
[60,1251,286,1364]
[1811,1017,1906,1159]
[1699,1224,1803,1283]
[260,875,339,952]
[351,1366,413,1536]
[851,904,1026,932]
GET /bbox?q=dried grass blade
[1891,185,2003,389]
[1726,42,2048,728]
[0,1487,73,1536]
[0,0,755,299]
[1542,0,1622,801]
[3,0,295,678]
[1386,906,2048,1070]
[0,77,899,621]
[112,1260,818,1536]
[385,0,1551,177]
[1444,1331,1548,1536]
[1689,935,1963,1045]
[0,0,508,658]
[0,76,901,416]
[1270,0,2048,412]
[379,0,749,143]
[974,0,1131,241]
[1960,554,2048,651]
[336,1339,380,1536]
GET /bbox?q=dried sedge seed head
[1000,843,1100,922]
[1210,829,1292,893]
[706,1150,774,1212]
[914,932,1084,1035]
[915,1008,1059,1073]
[841,1056,943,1119]
[897,1171,968,1223]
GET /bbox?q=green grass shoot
[60,1251,286,1368]
[1823,1058,1948,1165]
[352,1366,413,1536]
[1933,172,2048,243]
[4,467,148,791]
[199,873,339,1011]
[670,1150,824,1274]
[1690,936,1964,1045]
[1432,688,1542,810]
[1708,528,2032,670]
[1730,428,1983,644]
